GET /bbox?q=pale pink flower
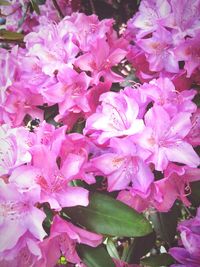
[137,26,179,73]
[0,179,46,253]
[137,105,200,170]
[138,77,197,116]
[186,108,200,146]
[127,0,171,39]
[0,124,32,177]
[84,89,144,144]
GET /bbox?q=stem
[89,0,96,14]
[52,0,64,19]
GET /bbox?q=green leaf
[140,253,175,267]
[105,238,120,260]
[0,0,11,5]
[62,192,152,237]
[0,30,24,41]
[30,0,40,14]
[77,244,115,267]
[150,204,179,245]
[125,231,156,264]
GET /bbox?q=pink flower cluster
[0,12,127,128]
[126,0,200,90]
[169,208,200,266]
[0,121,102,266]
[0,1,200,266]
[84,77,200,212]
[0,0,80,33]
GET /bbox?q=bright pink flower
[32,121,67,155]
[84,89,144,144]
[38,215,102,266]
[10,145,89,210]
[59,133,96,184]
[91,137,154,194]
[57,66,91,114]
[137,105,200,170]
[154,164,200,211]
[0,179,46,253]
[75,38,127,84]
[0,232,42,267]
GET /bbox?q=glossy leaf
[140,253,175,267]
[77,244,115,267]
[62,192,152,237]
[150,204,179,245]
[125,231,156,264]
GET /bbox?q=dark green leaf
[62,192,152,237]
[140,253,175,267]
[150,204,179,245]
[125,231,156,264]
[77,244,115,267]
[189,181,200,207]
[0,30,24,41]
[30,0,40,14]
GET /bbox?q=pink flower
[0,232,42,267]
[9,145,89,210]
[84,89,144,144]
[128,0,171,39]
[0,179,46,253]
[0,125,32,177]
[167,0,200,41]
[174,33,200,77]
[57,66,91,114]
[169,207,200,266]
[75,38,127,84]
[137,26,179,73]
[91,137,154,195]
[138,77,197,116]
[186,108,200,146]
[137,105,200,170]
[38,215,102,266]
[25,24,79,76]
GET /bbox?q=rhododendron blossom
[1,1,200,266]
